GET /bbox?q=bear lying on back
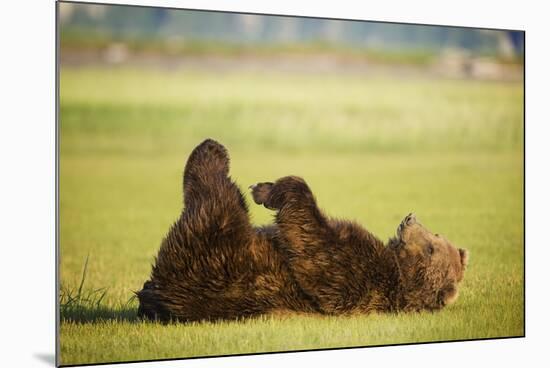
[137,139,469,322]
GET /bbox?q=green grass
[59,66,524,365]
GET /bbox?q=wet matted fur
[137,139,469,322]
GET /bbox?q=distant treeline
[59,3,524,58]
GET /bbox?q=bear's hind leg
[181,139,251,239]
[140,140,257,322]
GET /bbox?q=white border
[2,1,548,367]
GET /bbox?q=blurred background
[59,3,524,155]
[59,3,523,364]
[59,3,523,79]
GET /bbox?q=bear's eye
[426,244,434,256]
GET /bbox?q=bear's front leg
[250,176,356,314]
[250,176,331,252]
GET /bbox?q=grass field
[59,66,524,366]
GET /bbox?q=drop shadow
[33,353,56,366]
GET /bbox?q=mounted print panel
[57,1,524,366]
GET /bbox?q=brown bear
[137,139,469,322]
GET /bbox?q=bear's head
[389,213,469,312]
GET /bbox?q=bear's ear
[397,213,417,238]
[404,213,417,226]
[459,248,469,270]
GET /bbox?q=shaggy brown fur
[137,139,469,322]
